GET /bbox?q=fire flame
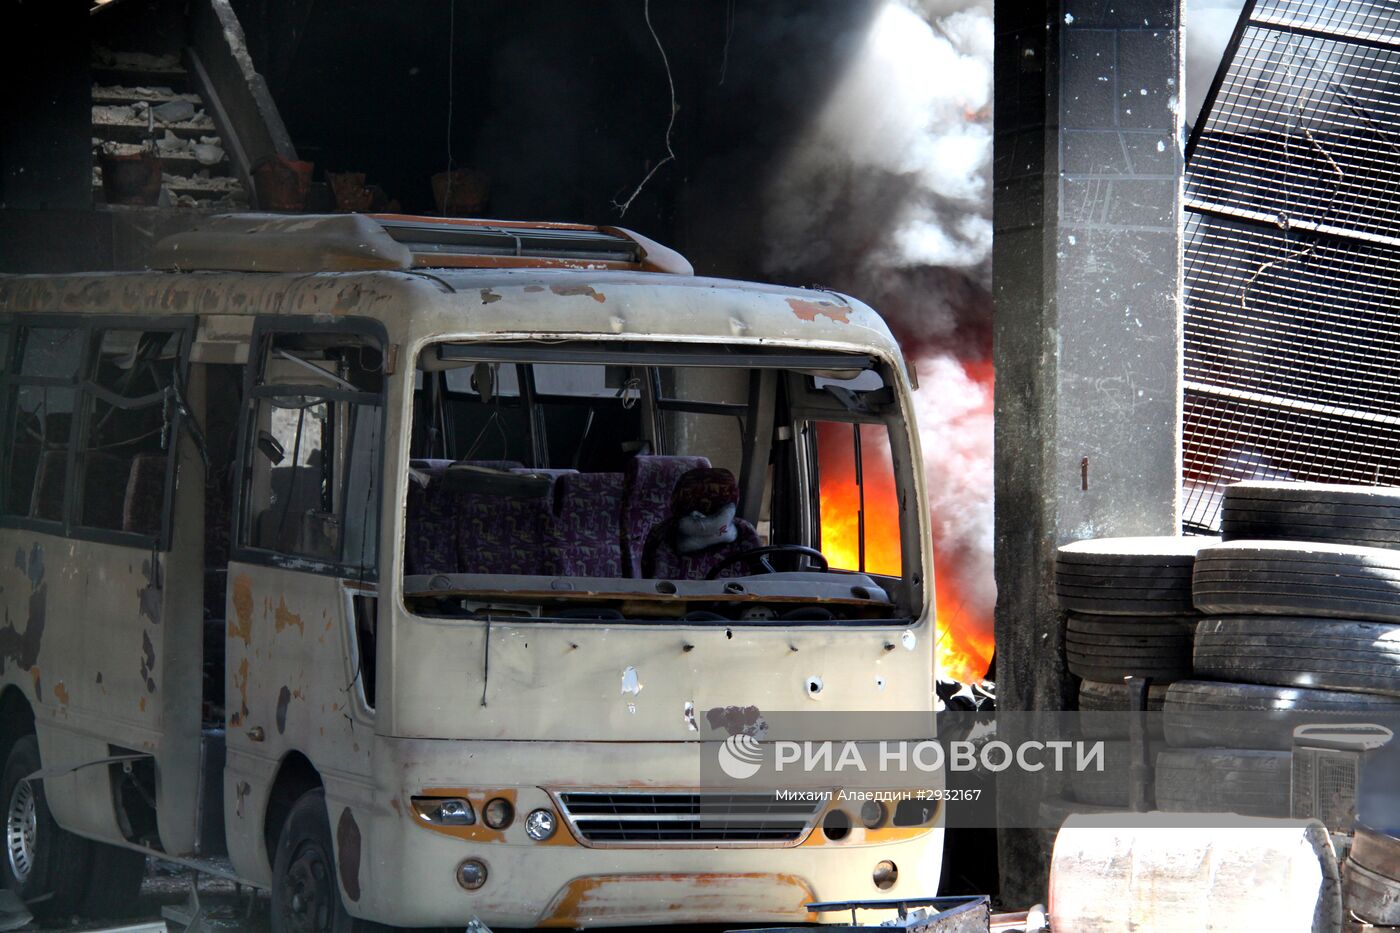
[816,361,995,685]
[815,422,902,577]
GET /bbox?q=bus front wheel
[272,788,389,933]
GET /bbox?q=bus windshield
[403,341,919,623]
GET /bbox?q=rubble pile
[90,48,246,209]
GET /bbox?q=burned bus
[0,213,939,928]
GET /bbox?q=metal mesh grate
[1290,747,1361,828]
[1183,0,1400,531]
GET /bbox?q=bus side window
[4,327,83,522]
[811,421,903,577]
[78,329,181,537]
[240,335,382,576]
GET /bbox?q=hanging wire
[613,0,677,216]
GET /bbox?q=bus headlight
[860,800,887,829]
[483,797,515,830]
[525,808,557,841]
[411,796,475,825]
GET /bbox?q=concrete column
[992,0,1183,903]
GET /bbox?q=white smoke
[763,0,992,279]
[1184,0,1248,128]
[762,0,996,671]
[912,354,995,622]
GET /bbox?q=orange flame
[815,422,902,576]
[816,363,996,685]
[933,569,995,684]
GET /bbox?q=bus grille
[555,791,826,846]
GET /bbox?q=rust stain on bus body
[231,657,250,727]
[786,297,849,324]
[537,873,817,927]
[550,284,606,303]
[229,575,254,644]
[274,598,304,635]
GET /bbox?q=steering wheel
[706,545,829,580]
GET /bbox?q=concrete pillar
[992,0,1183,903]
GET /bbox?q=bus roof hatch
[150,212,692,275]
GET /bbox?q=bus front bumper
[341,737,945,927]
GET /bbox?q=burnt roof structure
[1182,0,1400,532]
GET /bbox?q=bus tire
[1154,748,1291,817]
[272,788,387,933]
[0,734,91,920]
[78,843,146,919]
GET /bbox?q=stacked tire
[1162,481,1400,827]
[1054,536,1210,812]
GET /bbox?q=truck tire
[1194,616,1400,697]
[1163,679,1400,750]
[0,735,92,921]
[1222,481,1400,551]
[1067,740,1153,808]
[1056,536,1210,616]
[1154,748,1291,816]
[1065,614,1194,683]
[1192,541,1400,622]
[1076,679,1168,739]
[1078,679,1169,714]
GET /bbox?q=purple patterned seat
[405,461,458,575]
[404,460,524,576]
[621,455,710,577]
[456,469,573,576]
[547,472,626,577]
[122,452,166,535]
[406,481,460,575]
